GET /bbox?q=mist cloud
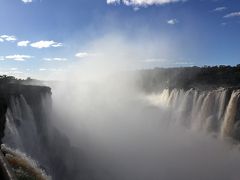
[48,34,240,180]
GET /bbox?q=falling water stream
[2,87,240,180]
[146,88,240,140]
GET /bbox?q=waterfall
[3,87,240,179]
[1,92,79,180]
[221,91,240,138]
[146,88,240,140]
[3,95,39,155]
[2,93,52,168]
[1,144,50,180]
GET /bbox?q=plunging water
[146,88,240,140]
[3,87,240,180]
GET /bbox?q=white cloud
[167,19,178,25]
[5,55,33,61]
[51,43,63,47]
[30,40,63,49]
[213,7,227,12]
[75,52,100,60]
[75,52,90,58]
[44,58,68,61]
[0,38,4,42]
[107,0,186,7]
[17,40,30,47]
[0,35,17,42]
[0,56,5,61]
[107,0,120,4]
[224,12,240,18]
[21,0,33,4]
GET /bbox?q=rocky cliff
[0,84,51,143]
[0,82,92,180]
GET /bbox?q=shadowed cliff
[0,83,51,143]
[0,79,52,180]
[0,77,93,180]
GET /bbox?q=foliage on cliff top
[0,75,43,86]
[138,64,240,92]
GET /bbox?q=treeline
[0,75,43,86]
[138,65,240,92]
[0,75,20,84]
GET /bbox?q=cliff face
[0,84,51,143]
[0,83,52,180]
[0,98,7,144]
[0,83,94,180]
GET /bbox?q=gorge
[1,66,240,180]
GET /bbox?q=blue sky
[0,0,240,79]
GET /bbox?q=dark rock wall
[0,84,51,143]
[0,98,7,144]
[0,83,94,180]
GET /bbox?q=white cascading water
[221,91,240,138]
[1,144,51,180]
[3,95,40,157]
[2,88,240,180]
[1,93,53,176]
[4,88,240,149]
[146,88,240,139]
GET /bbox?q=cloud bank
[167,19,178,25]
[0,35,17,42]
[75,52,97,59]
[30,41,63,49]
[5,55,33,61]
[44,58,68,62]
[21,0,33,4]
[17,40,30,47]
[224,12,240,18]
[106,0,187,7]
[213,7,227,12]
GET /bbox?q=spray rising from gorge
[49,66,240,180]
[1,0,240,179]
[2,36,240,179]
[2,66,240,179]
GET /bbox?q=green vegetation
[138,65,240,92]
[0,75,43,86]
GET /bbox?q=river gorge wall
[0,83,93,180]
